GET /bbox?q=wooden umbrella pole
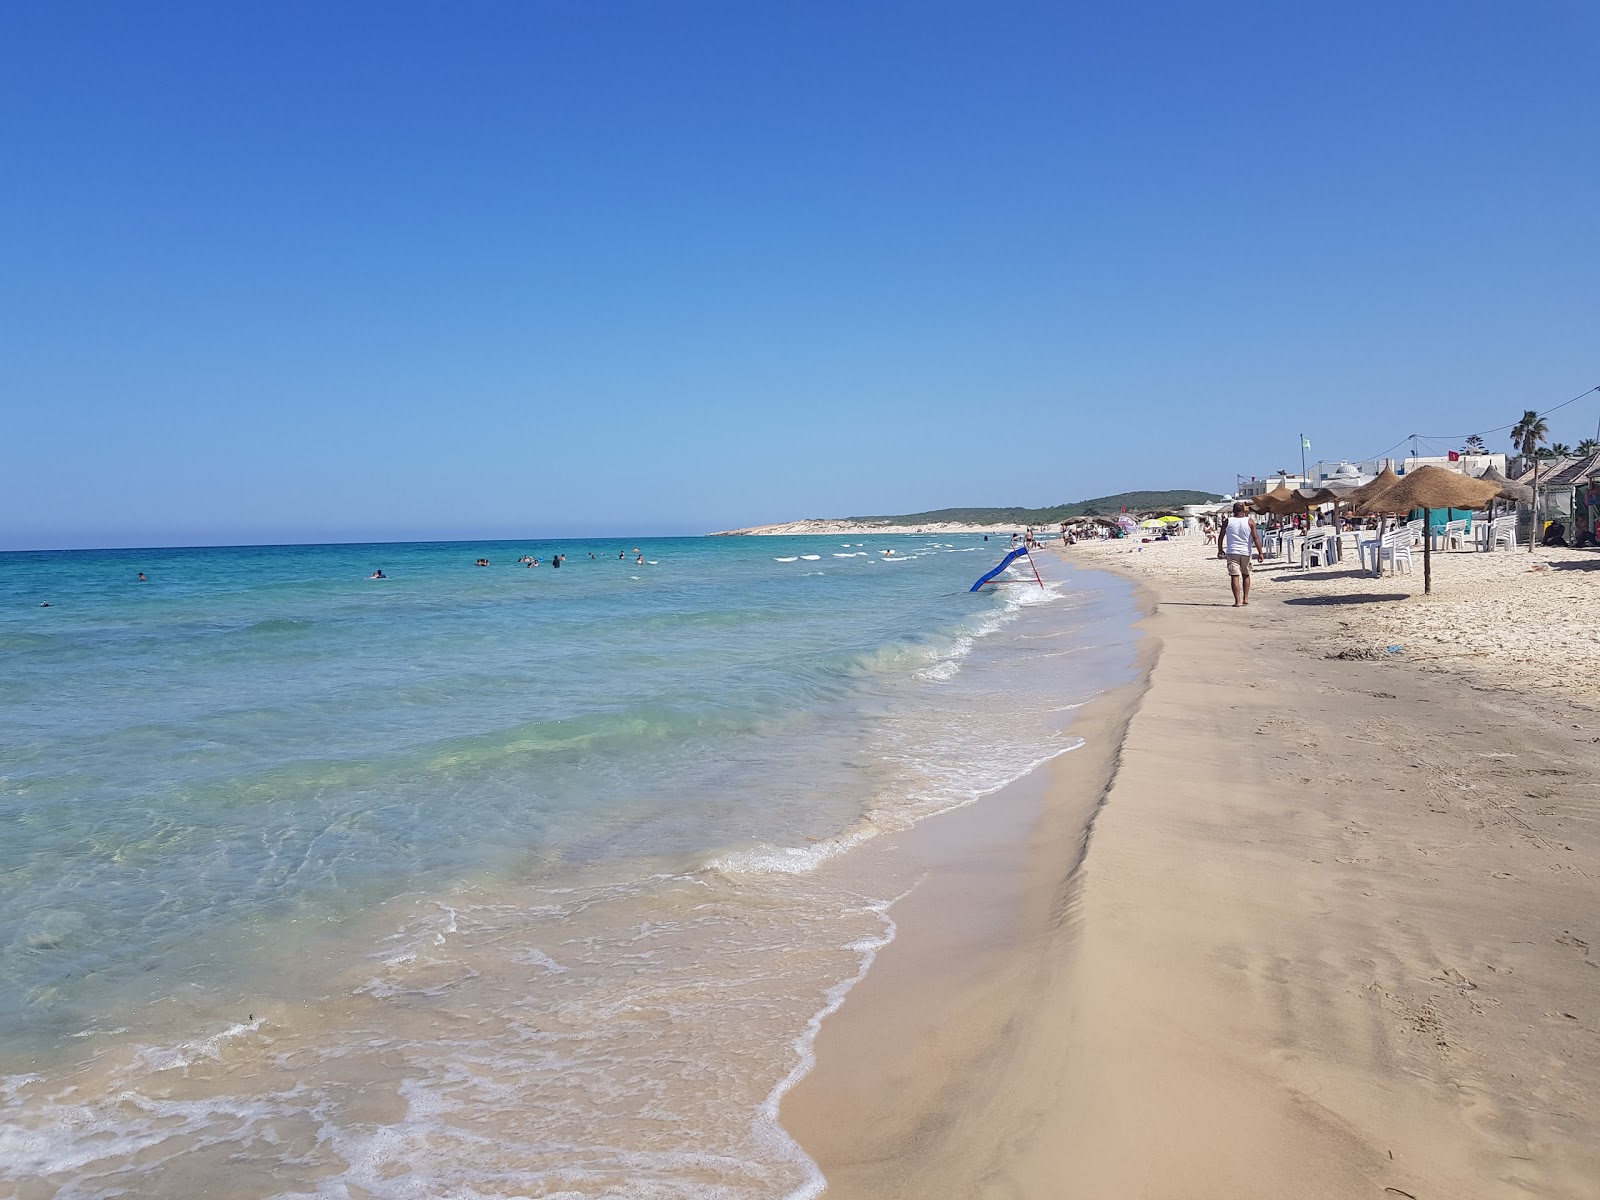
[1529,459,1540,553]
[1429,506,1437,588]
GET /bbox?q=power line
[1349,383,1598,465]
[1411,384,1599,444]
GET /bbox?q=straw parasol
[1476,464,1533,505]
[1340,466,1401,511]
[1362,466,1501,593]
[1472,465,1532,552]
[1250,485,1303,515]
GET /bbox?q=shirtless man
[1217,502,1265,607]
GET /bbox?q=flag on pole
[1301,437,1312,451]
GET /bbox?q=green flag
[1301,437,1312,451]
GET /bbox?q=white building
[1309,453,1507,481]
[1236,472,1309,498]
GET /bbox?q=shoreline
[783,539,1600,1197]
[779,578,1160,1195]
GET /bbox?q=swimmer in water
[552,555,561,568]
[636,554,644,564]
[138,572,148,581]
[369,570,386,579]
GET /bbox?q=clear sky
[3,1,1597,549]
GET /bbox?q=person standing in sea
[1217,501,1264,607]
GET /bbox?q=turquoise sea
[1,535,1137,1198]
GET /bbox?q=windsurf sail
[969,547,1043,591]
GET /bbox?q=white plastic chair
[1302,532,1337,568]
[1438,519,1470,550]
[1380,534,1414,575]
[1358,536,1381,573]
[1490,516,1518,550]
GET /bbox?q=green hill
[849,489,1222,527]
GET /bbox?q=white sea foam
[133,1017,264,1074]
[513,947,569,973]
[702,826,876,879]
[774,557,799,563]
[763,890,909,1200]
[798,555,821,561]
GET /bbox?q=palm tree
[1578,438,1600,456]
[1464,434,1486,453]
[1547,443,1573,459]
[1510,410,1549,459]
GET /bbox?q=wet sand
[783,541,1600,1198]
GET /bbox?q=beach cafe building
[1519,452,1600,545]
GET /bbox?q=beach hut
[1361,466,1501,594]
[1538,452,1600,546]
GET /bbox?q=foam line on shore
[760,886,914,1200]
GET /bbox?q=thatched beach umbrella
[1472,465,1532,552]
[1362,466,1501,594]
[1339,467,1404,574]
[1476,464,1533,505]
[1250,485,1302,516]
[1341,466,1401,510]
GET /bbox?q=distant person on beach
[1542,520,1568,547]
[1217,502,1265,607]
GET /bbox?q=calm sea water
[1,535,1137,1198]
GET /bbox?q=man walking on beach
[1218,502,1265,607]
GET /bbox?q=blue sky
[3,1,1596,548]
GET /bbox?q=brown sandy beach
[784,539,1600,1198]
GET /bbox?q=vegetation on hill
[849,489,1223,526]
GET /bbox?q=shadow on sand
[1548,555,1600,571]
[1283,593,1410,606]
[1268,568,1374,583]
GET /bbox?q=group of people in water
[366,549,650,578]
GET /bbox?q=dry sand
[1079,534,1600,700]
[783,536,1600,1198]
